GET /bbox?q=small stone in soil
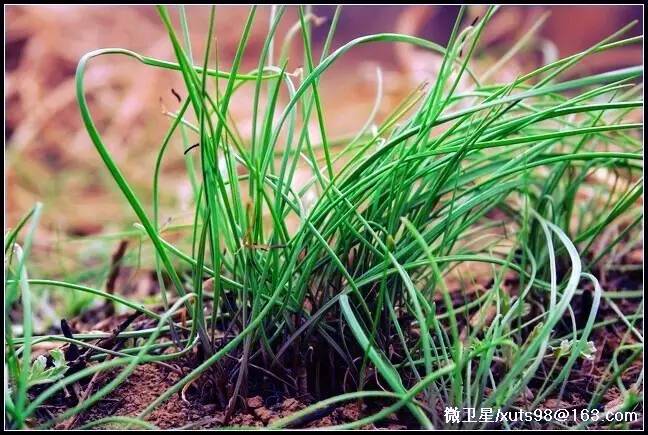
[246,396,264,409]
[280,397,302,414]
[253,406,277,424]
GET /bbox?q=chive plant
[5,5,643,429]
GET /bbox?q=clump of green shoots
[5,5,643,429]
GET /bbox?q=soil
[29,246,643,430]
[41,362,394,430]
[31,305,411,429]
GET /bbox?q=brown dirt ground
[44,362,399,429]
[31,252,641,430]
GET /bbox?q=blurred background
[4,5,643,316]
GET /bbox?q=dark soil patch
[45,362,397,429]
[30,247,643,430]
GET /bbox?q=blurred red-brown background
[4,5,643,274]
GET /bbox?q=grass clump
[5,5,643,429]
